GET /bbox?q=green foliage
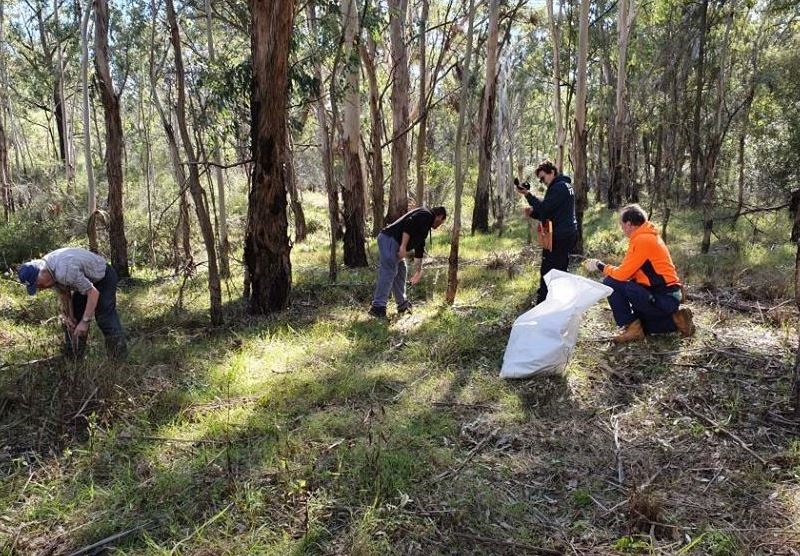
[613,535,652,553]
[0,215,64,270]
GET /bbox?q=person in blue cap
[17,247,127,359]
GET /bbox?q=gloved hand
[584,258,603,273]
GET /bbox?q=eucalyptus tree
[340,0,368,267]
[306,1,339,282]
[571,0,590,253]
[386,0,410,224]
[446,0,477,304]
[94,0,129,276]
[244,0,293,313]
[165,0,223,323]
[0,0,11,221]
[472,0,499,234]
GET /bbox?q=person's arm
[602,238,648,281]
[409,257,423,284]
[72,286,99,337]
[525,184,567,221]
[398,232,411,259]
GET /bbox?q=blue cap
[17,260,45,295]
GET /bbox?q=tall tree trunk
[0,0,12,221]
[608,0,636,209]
[572,0,590,254]
[386,0,410,224]
[148,2,193,272]
[689,0,708,206]
[700,9,733,254]
[166,0,223,323]
[308,3,338,282]
[53,0,72,178]
[545,0,565,170]
[245,0,293,314]
[414,0,429,208]
[472,0,499,234]
[493,60,510,235]
[80,0,95,215]
[340,0,368,267]
[94,0,130,277]
[360,36,385,237]
[445,0,477,304]
[285,125,307,242]
[204,0,231,278]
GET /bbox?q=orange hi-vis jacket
[602,221,681,291]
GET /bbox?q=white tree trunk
[387,0,410,223]
[80,0,96,214]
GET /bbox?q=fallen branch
[67,521,151,556]
[672,401,767,465]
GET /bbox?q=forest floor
[1,199,799,555]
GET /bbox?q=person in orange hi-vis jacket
[583,203,695,343]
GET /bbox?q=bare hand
[74,321,90,337]
[523,207,533,218]
[409,271,422,285]
[397,247,408,260]
[63,315,77,332]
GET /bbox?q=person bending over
[368,206,447,319]
[18,247,128,359]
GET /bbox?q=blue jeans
[65,264,127,358]
[603,276,679,334]
[371,233,409,309]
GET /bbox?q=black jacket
[524,174,578,237]
[382,207,435,259]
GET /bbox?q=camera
[514,178,530,191]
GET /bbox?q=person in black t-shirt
[516,160,578,304]
[368,206,447,318]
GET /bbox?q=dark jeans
[536,232,577,304]
[602,276,679,334]
[64,264,127,359]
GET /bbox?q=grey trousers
[371,232,409,309]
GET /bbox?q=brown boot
[672,307,696,338]
[613,319,644,343]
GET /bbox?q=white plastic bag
[500,269,612,379]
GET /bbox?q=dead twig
[67,521,151,556]
[671,401,767,465]
[453,532,561,555]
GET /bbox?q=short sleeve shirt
[43,248,107,295]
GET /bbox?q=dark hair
[535,160,559,176]
[432,206,447,219]
[620,204,648,226]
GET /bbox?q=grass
[1,193,799,554]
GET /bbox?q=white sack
[500,269,612,379]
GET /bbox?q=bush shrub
[0,215,64,270]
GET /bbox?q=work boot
[367,305,387,319]
[397,302,413,315]
[612,319,644,343]
[672,308,696,338]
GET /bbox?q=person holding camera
[516,160,577,304]
[583,204,695,343]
